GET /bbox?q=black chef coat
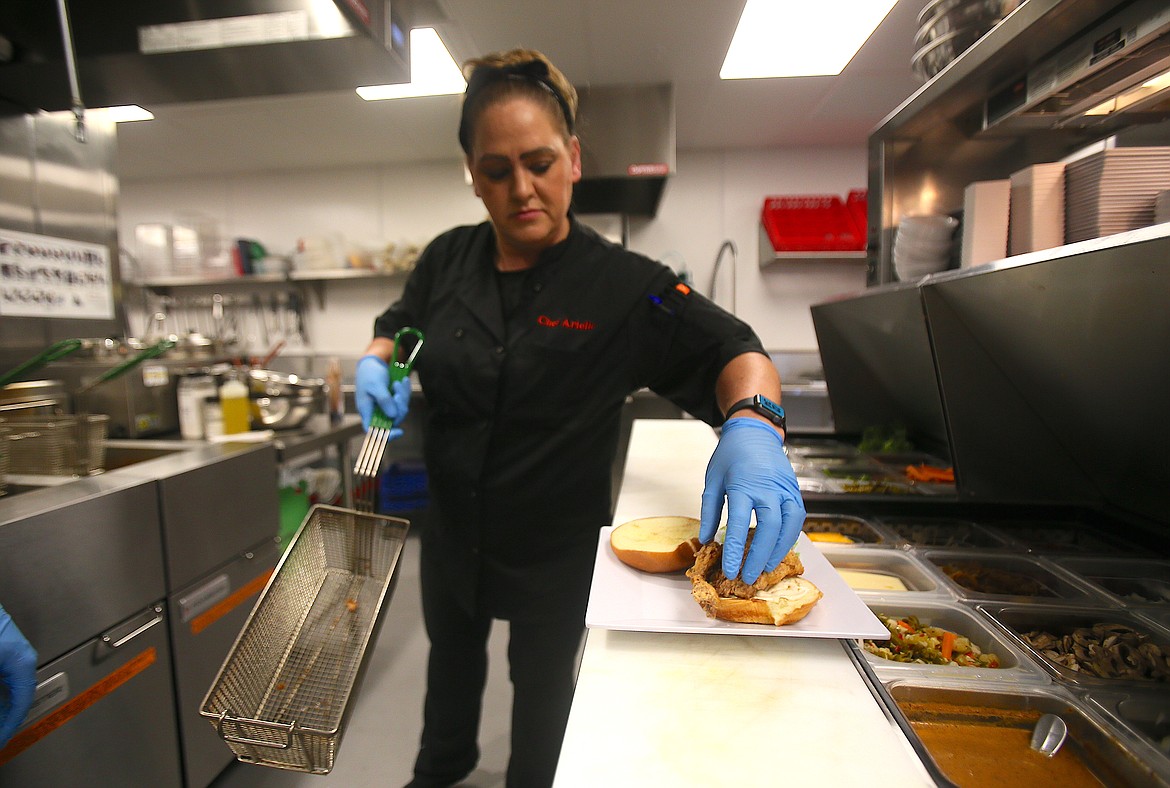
[374,217,766,616]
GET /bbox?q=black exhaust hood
[0,1,412,113]
[572,83,675,218]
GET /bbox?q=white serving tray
[586,529,888,639]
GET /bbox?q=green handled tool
[354,327,424,511]
[0,338,85,387]
[369,327,424,431]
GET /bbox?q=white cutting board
[556,629,935,787]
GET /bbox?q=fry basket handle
[215,710,296,750]
[0,338,84,387]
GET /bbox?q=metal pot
[247,369,325,430]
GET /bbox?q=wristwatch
[725,394,787,432]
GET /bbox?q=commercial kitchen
[2,1,1169,786]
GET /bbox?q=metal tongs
[353,327,424,512]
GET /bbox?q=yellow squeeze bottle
[220,374,250,434]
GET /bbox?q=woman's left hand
[699,417,806,584]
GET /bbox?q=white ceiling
[114,0,926,181]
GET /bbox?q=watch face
[755,395,785,420]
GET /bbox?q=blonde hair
[458,49,578,154]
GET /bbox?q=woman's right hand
[355,355,412,431]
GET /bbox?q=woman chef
[355,49,805,788]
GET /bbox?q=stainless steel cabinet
[168,538,280,788]
[0,605,183,787]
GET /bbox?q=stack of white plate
[893,214,958,281]
[1064,148,1170,243]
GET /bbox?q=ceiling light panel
[721,0,899,79]
[357,27,465,100]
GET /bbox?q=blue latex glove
[0,604,37,748]
[699,417,806,584]
[355,355,411,433]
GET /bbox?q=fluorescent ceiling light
[721,0,898,79]
[357,27,465,100]
[98,105,154,122]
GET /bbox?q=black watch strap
[725,394,787,432]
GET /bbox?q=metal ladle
[1030,713,1068,757]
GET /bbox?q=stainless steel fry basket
[0,426,10,495]
[200,504,410,773]
[0,414,109,476]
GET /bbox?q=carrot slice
[941,630,956,662]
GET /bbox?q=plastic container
[786,438,860,458]
[859,598,1048,684]
[802,513,897,547]
[979,604,1170,690]
[177,374,217,440]
[1054,556,1170,609]
[760,195,865,252]
[924,550,1103,603]
[220,374,250,435]
[981,519,1149,557]
[819,546,951,596]
[879,517,1016,550]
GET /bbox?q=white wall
[118,146,869,356]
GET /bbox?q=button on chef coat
[374,218,766,615]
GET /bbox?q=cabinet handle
[100,612,162,650]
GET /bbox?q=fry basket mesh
[0,427,10,495]
[201,505,409,773]
[0,414,109,476]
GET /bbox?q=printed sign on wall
[0,229,114,319]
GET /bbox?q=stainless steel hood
[0,1,412,114]
[983,0,1170,134]
[572,83,675,218]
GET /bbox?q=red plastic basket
[846,188,868,241]
[761,194,866,252]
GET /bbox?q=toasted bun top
[610,516,701,574]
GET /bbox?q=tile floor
[209,531,513,788]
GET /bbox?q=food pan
[859,598,1047,684]
[885,681,1166,787]
[868,451,950,468]
[835,478,919,495]
[201,505,410,774]
[785,438,859,458]
[1082,689,1170,769]
[923,549,1102,603]
[1055,556,1170,609]
[818,462,889,480]
[801,513,897,547]
[982,519,1149,557]
[796,477,836,494]
[878,516,1016,550]
[979,604,1170,690]
[819,547,950,596]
